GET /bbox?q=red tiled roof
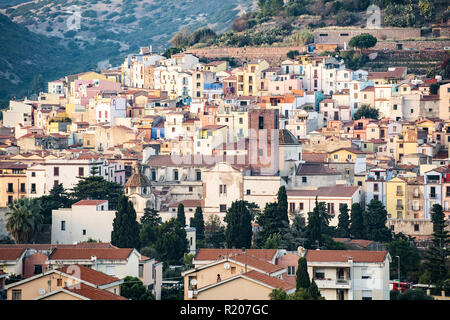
[64,283,127,300]
[230,253,284,274]
[302,152,327,163]
[346,239,375,248]
[49,248,134,261]
[306,250,387,263]
[195,249,277,262]
[168,200,202,208]
[72,200,108,206]
[0,243,115,250]
[57,265,120,286]
[243,270,295,291]
[0,248,26,261]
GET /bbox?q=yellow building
[0,163,27,207]
[386,177,407,219]
[235,60,270,96]
[204,61,228,73]
[327,147,364,163]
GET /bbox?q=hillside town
[0,31,449,301]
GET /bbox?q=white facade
[96,97,126,124]
[51,200,115,244]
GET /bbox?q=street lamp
[395,255,400,283]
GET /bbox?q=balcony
[396,191,403,196]
[396,205,404,210]
[314,278,351,289]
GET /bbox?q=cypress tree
[277,186,289,226]
[337,203,350,237]
[111,195,140,249]
[177,203,186,226]
[365,199,392,242]
[191,206,205,243]
[296,257,310,290]
[308,279,322,300]
[350,203,365,239]
[224,200,253,249]
[424,204,450,284]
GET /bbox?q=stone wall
[373,40,450,51]
[186,46,307,66]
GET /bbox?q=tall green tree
[177,203,186,227]
[120,276,155,300]
[350,203,365,239]
[308,279,322,299]
[6,198,43,243]
[365,199,392,242]
[38,183,73,224]
[224,200,253,249]
[191,206,205,246]
[70,176,123,210]
[204,214,226,248]
[387,239,420,282]
[154,218,188,265]
[277,186,289,226]
[111,195,140,249]
[140,208,161,227]
[337,203,350,237]
[424,204,449,285]
[281,213,306,250]
[264,233,281,249]
[296,257,310,290]
[305,199,330,248]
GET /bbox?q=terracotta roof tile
[57,265,119,286]
[195,249,277,262]
[49,248,134,261]
[72,200,108,206]
[64,283,127,300]
[287,186,359,198]
[230,253,284,274]
[0,248,26,261]
[243,270,295,291]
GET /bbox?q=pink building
[268,74,302,96]
[74,80,121,107]
[276,253,300,285]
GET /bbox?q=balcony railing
[396,191,403,196]
[396,205,404,210]
[314,278,350,288]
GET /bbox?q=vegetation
[204,214,226,248]
[6,198,43,243]
[353,104,380,120]
[348,33,377,51]
[111,195,141,250]
[224,200,254,249]
[120,276,155,300]
[70,175,123,210]
[387,239,421,282]
[153,218,188,265]
[177,203,186,227]
[190,206,205,248]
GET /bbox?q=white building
[306,250,391,300]
[51,200,115,244]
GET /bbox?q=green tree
[111,195,140,249]
[290,29,314,46]
[269,288,288,300]
[424,204,449,285]
[281,213,306,250]
[224,200,253,249]
[305,199,330,248]
[364,199,392,242]
[38,183,73,224]
[337,203,350,237]
[154,218,188,265]
[70,176,123,210]
[177,203,186,226]
[296,257,310,290]
[393,289,434,300]
[264,233,281,249]
[353,104,379,120]
[191,206,205,246]
[350,203,365,239]
[140,208,161,227]
[387,239,420,282]
[308,279,322,299]
[170,28,190,48]
[6,198,43,243]
[204,214,226,248]
[348,33,377,52]
[120,276,155,300]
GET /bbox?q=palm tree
[6,198,43,243]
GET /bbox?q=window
[189,186,193,192]
[299,203,304,211]
[220,204,227,212]
[7,183,13,193]
[290,202,296,213]
[151,170,156,181]
[173,170,178,181]
[358,181,362,186]
[82,229,86,235]
[139,264,144,278]
[315,271,325,279]
[196,171,201,181]
[57,278,63,286]
[414,224,419,232]
[34,265,42,275]
[361,269,371,279]
[61,220,66,231]
[288,266,296,276]
[20,183,25,193]
[219,184,227,195]
[31,183,36,194]
[239,118,243,124]
[12,289,22,300]
[54,180,59,187]
[391,225,395,231]
[8,196,13,205]
[246,189,251,195]
[54,167,59,176]
[258,116,264,129]
[79,167,84,176]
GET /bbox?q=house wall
[195,277,273,300]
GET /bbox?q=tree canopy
[353,105,380,120]
[70,176,123,210]
[224,200,254,249]
[111,195,140,250]
[348,33,377,50]
[120,276,155,300]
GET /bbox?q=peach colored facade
[195,277,274,300]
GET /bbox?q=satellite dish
[39,288,46,295]
[190,279,197,286]
[224,263,230,270]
